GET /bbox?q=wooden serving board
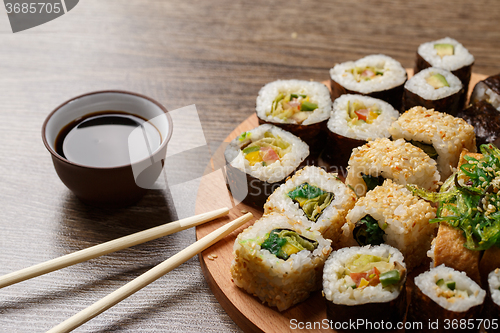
[195,72,486,333]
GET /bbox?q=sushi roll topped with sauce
[330,54,407,110]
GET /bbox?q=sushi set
[196,37,500,332]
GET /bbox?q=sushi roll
[264,166,357,245]
[344,179,437,271]
[224,124,309,208]
[389,106,476,181]
[470,73,500,111]
[323,94,399,167]
[322,244,407,330]
[403,67,464,115]
[256,80,332,151]
[329,54,407,111]
[415,37,475,106]
[230,213,331,311]
[457,100,500,150]
[486,268,500,320]
[408,265,486,332]
[345,138,440,197]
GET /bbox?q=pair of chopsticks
[0,207,253,333]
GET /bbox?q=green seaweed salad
[409,144,500,251]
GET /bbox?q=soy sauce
[55,111,161,168]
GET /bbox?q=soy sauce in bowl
[55,111,161,168]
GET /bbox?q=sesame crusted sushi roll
[224,124,309,208]
[389,106,476,181]
[345,138,440,197]
[415,37,475,106]
[408,265,486,332]
[264,166,357,245]
[403,67,464,115]
[330,54,407,111]
[323,94,399,167]
[344,179,437,271]
[322,244,407,330]
[256,80,332,152]
[231,213,332,311]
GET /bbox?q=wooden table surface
[1,1,500,332]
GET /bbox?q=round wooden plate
[195,72,487,333]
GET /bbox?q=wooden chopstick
[46,212,253,333]
[0,207,230,289]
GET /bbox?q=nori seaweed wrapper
[415,53,473,108]
[325,287,407,332]
[322,130,366,170]
[457,100,500,150]
[406,284,483,333]
[403,85,464,116]
[330,78,405,112]
[257,116,328,154]
[477,73,500,97]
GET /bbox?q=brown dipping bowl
[42,91,173,207]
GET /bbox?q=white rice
[224,124,309,183]
[264,166,357,244]
[488,268,500,306]
[405,67,462,100]
[330,54,407,94]
[256,80,332,125]
[471,81,500,111]
[415,265,485,312]
[327,94,399,141]
[418,37,474,72]
[323,244,406,305]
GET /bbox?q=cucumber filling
[260,228,318,260]
[240,132,291,166]
[287,183,334,222]
[344,254,405,289]
[268,92,318,124]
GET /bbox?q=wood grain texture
[0,0,499,332]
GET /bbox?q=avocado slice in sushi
[434,43,454,57]
[426,73,450,89]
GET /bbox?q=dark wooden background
[1,0,499,332]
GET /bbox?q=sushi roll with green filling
[408,265,486,332]
[344,179,436,271]
[415,37,474,107]
[264,166,357,245]
[323,94,399,167]
[345,138,440,197]
[256,80,332,151]
[486,268,500,320]
[224,124,309,208]
[389,106,476,181]
[330,54,407,111]
[403,67,464,115]
[322,244,407,330]
[230,213,331,311]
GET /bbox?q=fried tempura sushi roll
[230,213,331,311]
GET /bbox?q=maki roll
[486,268,500,320]
[403,67,464,115]
[408,265,486,332]
[470,73,500,111]
[344,179,437,271]
[415,37,475,106]
[323,94,399,167]
[322,244,407,330]
[256,80,332,151]
[457,100,500,149]
[224,124,309,208]
[230,213,331,311]
[345,138,440,197]
[264,166,357,245]
[329,54,407,111]
[389,106,476,181]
